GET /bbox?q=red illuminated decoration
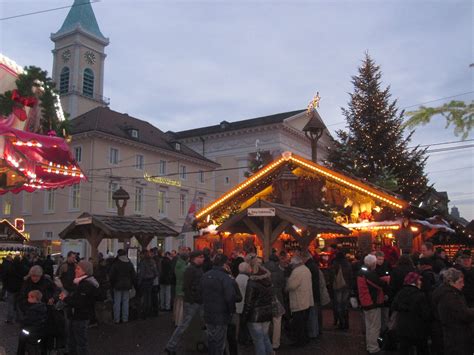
[14,218,24,232]
[0,54,85,193]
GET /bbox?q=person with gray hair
[286,254,313,346]
[19,265,56,314]
[432,267,474,355]
[357,254,390,354]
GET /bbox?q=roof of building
[59,212,179,239]
[171,109,306,139]
[217,200,350,235]
[70,107,218,165]
[53,0,107,41]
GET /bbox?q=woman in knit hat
[391,272,431,354]
[59,260,99,355]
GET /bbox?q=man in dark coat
[60,260,99,355]
[433,268,474,355]
[4,256,26,323]
[56,251,77,293]
[109,249,136,323]
[302,251,321,337]
[159,252,173,311]
[201,254,238,355]
[165,250,205,355]
[454,254,474,307]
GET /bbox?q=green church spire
[53,0,107,41]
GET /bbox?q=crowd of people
[0,241,473,355]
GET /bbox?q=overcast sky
[1,0,473,221]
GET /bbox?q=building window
[44,231,53,240]
[224,176,230,185]
[69,184,80,210]
[59,67,70,94]
[44,190,55,213]
[197,196,204,211]
[130,129,139,139]
[22,192,32,214]
[135,187,143,214]
[199,170,205,183]
[135,155,144,170]
[74,146,82,163]
[157,190,166,215]
[83,68,94,97]
[179,165,187,180]
[158,160,166,176]
[107,182,119,210]
[179,193,187,217]
[109,147,119,165]
[3,199,11,216]
[175,142,181,151]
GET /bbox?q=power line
[0,1,100,21]
[326,91,474,127]
[426,144,474,154]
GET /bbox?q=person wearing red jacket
[357,254,390,354]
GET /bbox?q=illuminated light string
[196,152,407,220]
[12,140,42,148]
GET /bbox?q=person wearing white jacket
[286,255,314,346]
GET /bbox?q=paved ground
[0,301,371,355]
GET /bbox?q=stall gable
[196,152,408,222]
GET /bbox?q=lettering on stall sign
[144,172,181,187]
[247,208,276,217]
[75,217,92,225]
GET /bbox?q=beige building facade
[172,109,334,197]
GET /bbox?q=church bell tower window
[59,67,70,94]
[83,68,94,98]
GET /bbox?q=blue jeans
[160,284,171,310]
[206,323,227,355]
[139,279,153,317]
[307,305,319,338]
[247,321,273,355]
[166,302,202,351]
[68,319,89,355]
[334,288,350,324]
[113,289,130,322]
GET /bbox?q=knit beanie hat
[77,260,93,276]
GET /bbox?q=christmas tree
[326,53,429,203]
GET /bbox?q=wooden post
[87,228,103,262]
[263,217,272,261]
[137,235,154,250]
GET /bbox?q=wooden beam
[263,217,272,261]
[243,217,264,240]
[271,220,290,244]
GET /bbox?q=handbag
[319,269,331,306]
[333,267,347,290]
[272,296,285,317]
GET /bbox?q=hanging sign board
[247,208,276,217]
[75,217,92,225]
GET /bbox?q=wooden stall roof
[217,200,350,235]
[196,151,409,221]
[0,219,27,244]
[59,212,179,240]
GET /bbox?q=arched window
[83,68,94,98]
[59,67,70,94]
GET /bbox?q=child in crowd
[17,290,47,355]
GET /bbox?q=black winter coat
[5,259,26,293]
[183,262,203,304]
[19,276,56,312]
[109,256,136,290]
[22,302,47,336]
[64,276,99,321]
[159,257,173,285]
[305,258,321,304]
[391,285,431,340]
[456,266,474,307]
[201,266,238,325]
[264,260,286,305]
[433,284,474,355]
[242,269,273,323]
[389,264,415,297]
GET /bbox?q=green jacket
[174,257,187,297]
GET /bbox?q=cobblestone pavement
[0,300,371,355]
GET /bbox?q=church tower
[51,0,109,118]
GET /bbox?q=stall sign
[75,217,92,225]
[248,208,276,217]
[144,172,181,187]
